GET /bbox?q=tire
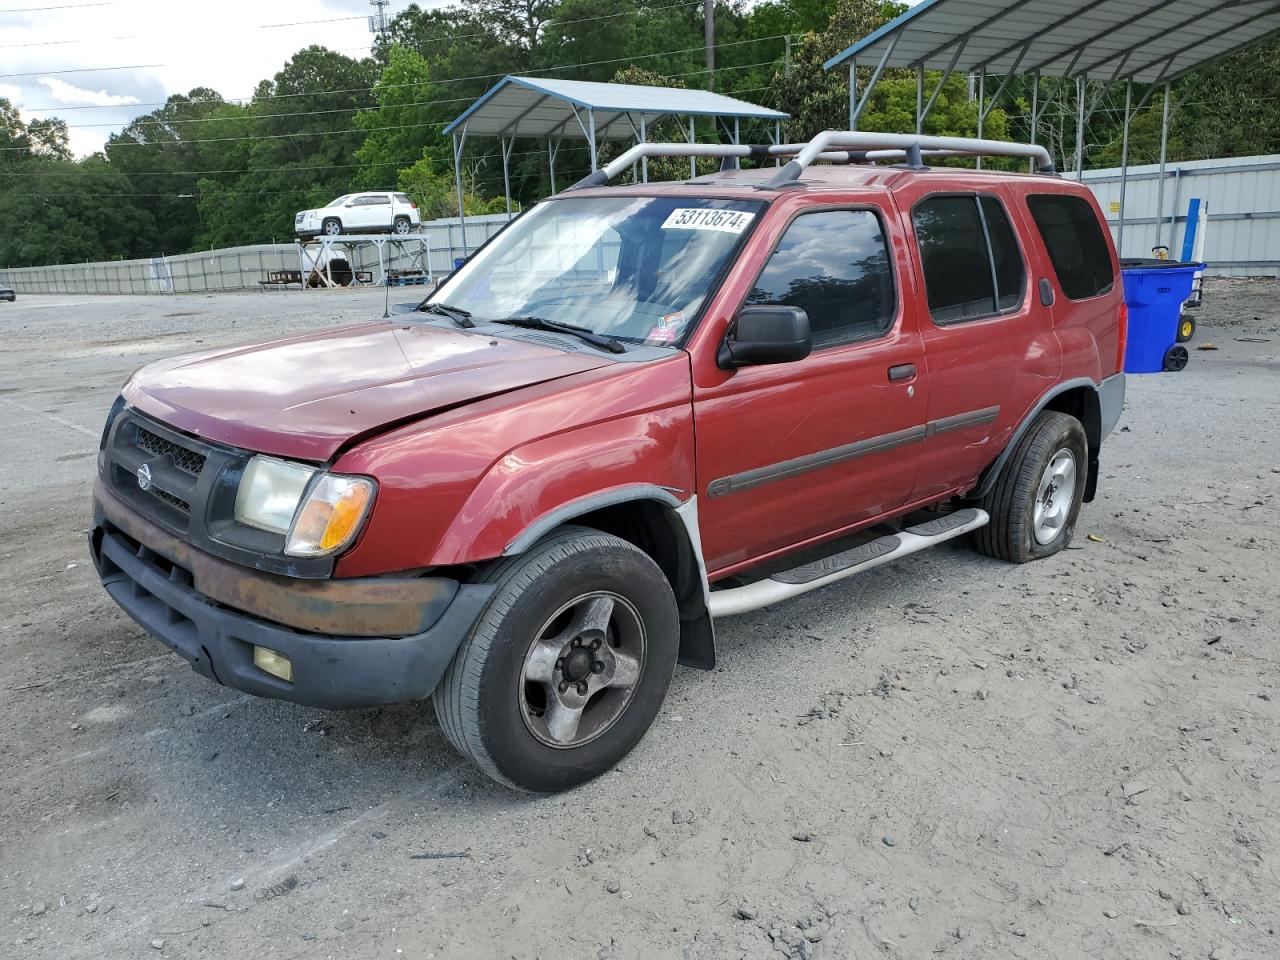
[434,526,680,792]
[1176,313,1196,342]
[1163,344,1189,371]
[393,216,412,235]
[321,218,342,237]
[975,411,1088,563]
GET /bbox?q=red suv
[91,133,1126,792]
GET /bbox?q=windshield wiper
[419,301,475,328]
[493,316,626,354]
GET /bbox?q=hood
[123,320,614,461]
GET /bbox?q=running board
[707,508,989,618]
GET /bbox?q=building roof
[443,75,789,139]
[824,0,1280,84]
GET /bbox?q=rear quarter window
[1026,194,1115,300]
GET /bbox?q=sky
[0,0,410,157]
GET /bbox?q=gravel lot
[2,282,1278,960]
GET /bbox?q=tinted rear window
[1026,194,1115,300]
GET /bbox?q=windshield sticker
[660,208,755,234]
[644,311,684,345]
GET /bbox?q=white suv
[295,192,421,238]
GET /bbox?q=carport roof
[824,0,1280,84]
[443,75,789,139]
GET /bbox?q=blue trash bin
[1120,260,1205,373]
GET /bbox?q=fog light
[253,646,293,682]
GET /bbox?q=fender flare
[503,484,685,555]
[502,484,717,671]
[968,377,1101,502]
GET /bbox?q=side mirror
[718,305,812,369]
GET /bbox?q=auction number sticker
[661,208,755,233]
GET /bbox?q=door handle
[888,363,917,382]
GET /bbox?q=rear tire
[975,411,1087,563]
[393,216,412,235]
[434,526,680,792]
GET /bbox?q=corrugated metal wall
[1082,154,1280,276]
[0,214,512,295]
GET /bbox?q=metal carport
[442,75,789,251]
[823,0,1280,254]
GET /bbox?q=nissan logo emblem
[137,463,153,491]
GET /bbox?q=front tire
[434,526,680,792]
[975,411,1088,563]
[321,217,342,237]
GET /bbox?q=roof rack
[570,130,1056,191]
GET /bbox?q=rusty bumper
[90,481,494,708]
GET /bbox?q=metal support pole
[848,59,857,130]
[1155,81,1171,248]
[916,64,924,134]
[588,107,597,171]
[688,116,696,179]
[1074,74,1086,181]
[500,136,512,218]
[1029,69,1039,173]
[640,115,648,182]
[452,129,469,255]
[734,117,740,145]
[548,137,556,193]
[1117,78,1132,256]
[774,119,781,167]
[976,65,985,169]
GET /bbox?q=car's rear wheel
[434,526,679,792]
[321,218,342,237]
[975,411,1088,563]
[393,216,412,235]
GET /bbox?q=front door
[691,200,928,576]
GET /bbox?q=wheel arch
[970,378,1102,504]
[503,487,715,671]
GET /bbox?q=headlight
[233,455,376,558]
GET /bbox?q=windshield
[429,196,763,345]
[325,194,351,208]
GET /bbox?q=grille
[133,425,207,477]
[147,486,191,513]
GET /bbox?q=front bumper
[90,486,493,709]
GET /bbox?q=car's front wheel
[434,526,679,792]
[321,217,342,237]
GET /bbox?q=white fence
[0,214,511,295]
[1082,154,1280,276]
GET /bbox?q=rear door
[897,183,1060,501]
[361,193,393,230]
[691,196,928,575]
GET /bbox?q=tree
[352,45,443,191]
[27,118,71,160]
[0,156,156,266]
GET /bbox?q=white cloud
[0,83,23,104]
[37,76,142,107]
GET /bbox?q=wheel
[434,526,679,792]
[321,218,342,237]
[1163,344,1189,371]
[1176,314,1196,342]
[393,216,412,235]
[975,411,1087,563]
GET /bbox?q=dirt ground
[1,281,1278,960]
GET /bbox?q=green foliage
[353,46,444,191]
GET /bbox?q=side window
[912,195,1026,324]
[364,194,391,206]
[980,197,1026,310]
[745,209,895,346]
[1026,194,1115,300]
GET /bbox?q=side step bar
[707,508,989,618]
